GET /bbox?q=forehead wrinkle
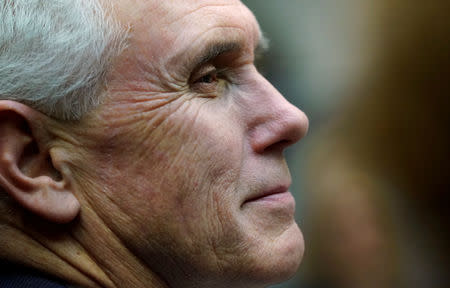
[113,0,261,86]
[164,2,240,27]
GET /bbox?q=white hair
[0,0,128,120]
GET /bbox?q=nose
[247,75,308,154]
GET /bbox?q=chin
[243,223,304,287]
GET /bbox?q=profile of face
[68,0,308,287]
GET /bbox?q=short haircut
[0,0,128,120]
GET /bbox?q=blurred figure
[304,151,404,288]
[301,0,449,287]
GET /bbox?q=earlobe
[0,101,80,223]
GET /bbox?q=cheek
[154,104,248,236]
[163,104,244,214]
[97,99,249,251]
[167,101,243,186]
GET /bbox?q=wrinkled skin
[68,0,308,287]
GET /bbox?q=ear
[0,100,80,223]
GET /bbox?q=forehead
[113,0,261,67]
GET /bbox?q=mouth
[241,184,296,219]
[243,185,292,205]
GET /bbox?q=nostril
[264,139,292,153]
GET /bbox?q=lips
[242,184,296,219]
[243,185,290,204]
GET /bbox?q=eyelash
[190,67,229,94]
[195,70,218,84]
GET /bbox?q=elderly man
[0,0,308,287]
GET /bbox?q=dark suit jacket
[0,260,68,288]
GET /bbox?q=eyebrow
[192,34,270,68]
[171,32,270,75]
[191,41,243,70]
[255,33,270,61]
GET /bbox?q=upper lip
[243,184,290,204]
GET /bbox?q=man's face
[73,0,308,287]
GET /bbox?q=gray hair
[0,0,128,120]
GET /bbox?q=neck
[0,207,169,288]
[70,204,170,288]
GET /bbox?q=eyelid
[189,65,232,96]
[190,63,231,84]
[190,64,216,83]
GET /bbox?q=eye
[190,65,228,95]
[195,70,218,84]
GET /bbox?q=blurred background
[241,1,449,288]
